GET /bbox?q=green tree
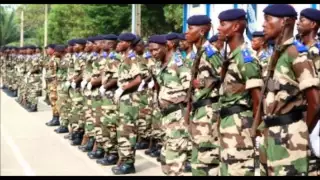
[0,6,19,46]
[163,4,183,33]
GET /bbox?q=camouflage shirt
[256,49,272,79]
[193,42,222,102]
[47,55,58,79]
[56,56,69,82]
[219,43,263,108]
[264,37,320,116]
[307,41,320,79]
[155,52,191,108]
[73,52,87,78]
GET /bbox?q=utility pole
[135,4,141,36]
[44,4,48,47]
[20,9,24,47]
[131,4,141,36]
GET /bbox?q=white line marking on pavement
[1,125,36,176]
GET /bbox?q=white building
[183,4,320,39]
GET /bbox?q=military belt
[192,97,219,111]
[161,103,187,116]
[220,105,251,119]
[263,105,306,128]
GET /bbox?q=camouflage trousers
[48,80,59,116]
[117,93,139,165]
[11,71,18,91]
[6,70,14,89]
[219,110,255,176]
[189,102,220,176]
[83,89,94,137]
[17,75,26,103]
[265,120,309,176]
[57,82,72,127]
[96,90,118,155]
[69,88,85,131]
[89,89,103,139]
[160,107,190,176]
[136,90,152,141]
[151,107,165,141]
[308,152,320,176]
[26,74,42,106]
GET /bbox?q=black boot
[70,131,84,146]
[88,148,105,159]
[184,161,192,172]
[54,126,69,133]
[46,116,60,126]
[111,163,136,175]
[11,90,17,97]
[79,137,95,152]
[96,153,119,166]
[135,138,150,150]
[27,104,37,112]
[150,147,161,158]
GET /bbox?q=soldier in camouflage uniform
[185,15,222,176]
[260,4,320,176]
[133,36,153,150]
[217,9,263,176]
[77,36,99,152]
[110,33,149,175]
[69,39,87,146]
[10,47,18,97]
[0,47,4,88]
[3,47,10,89]
[148,35,191,176]
[209,34,224,53]
[25,45,43,112]
[54,45,71,133]
[297,7,320,176]
[95,34,122,166]
[179,33,195,69]
[17,47,27,104]
[43,44,56,106]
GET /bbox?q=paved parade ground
[0,90,164,176]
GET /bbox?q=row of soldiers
[1,4,320,176]
[0,45,43,112]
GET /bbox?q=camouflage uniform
[70,52,86,132]
[56,54,72,128]
[262,38,320,176]
[189,43,222,176]
[82,52,96,138]
[155,53,191,176]
[219,43,263,176]
[47,55,59,117]
[17,54,27,103]
[96,51,121,157]
[26,53,43,109]
[306,41,320,176]
[116,50,149,165]
[136,53,153,146]
[10,53,18,92]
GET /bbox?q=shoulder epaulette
[293,40,308,53]
[204,45,216,58]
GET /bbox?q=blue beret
[148,35,167,45]
[187,15,211,25]
[263,4,297,18]
[252,31,264,37]
[166,33,180,40]
[267,39,275,46]
[218,9,246,21]
[300,8,320,22]
[74,38,87,45]
[133,36,142,46]
[67,40,75,46]
[46,44,56,49]
[87,36,97,43]
[26,45,36,50]
[54,45,66,52]
[178,33,186,40]
[209,34,219,43]
[118,33,136,41]
[102,34,118,41]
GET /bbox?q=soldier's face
[251,37,264,51]
[263,15,285,40]
[149,43,166,61]
[218,20,234,41]
[36,49,40,53]
[118,41,129,52]
[74,44,84,52]
[186,25,202,43]
[297,16,316,36]
[134,43,144,54]
[179,40,190,51]
[85,42,93,52]
[47,48,54,55]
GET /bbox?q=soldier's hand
[65,81,71,89]
[310,120,320,157]
[86,82,92,90]
[148,79,155,89]
[192,79,201,89]
[137,80,145,92]
[114,87,124,104]
[81,80,87,89]
[99,86,106,96]
[71,81,77,89]
[255,136,261,150]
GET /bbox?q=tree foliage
[4,4,183,46]
[0,6,19,46]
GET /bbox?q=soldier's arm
[104,78,118,90]
[289,46,320,133]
